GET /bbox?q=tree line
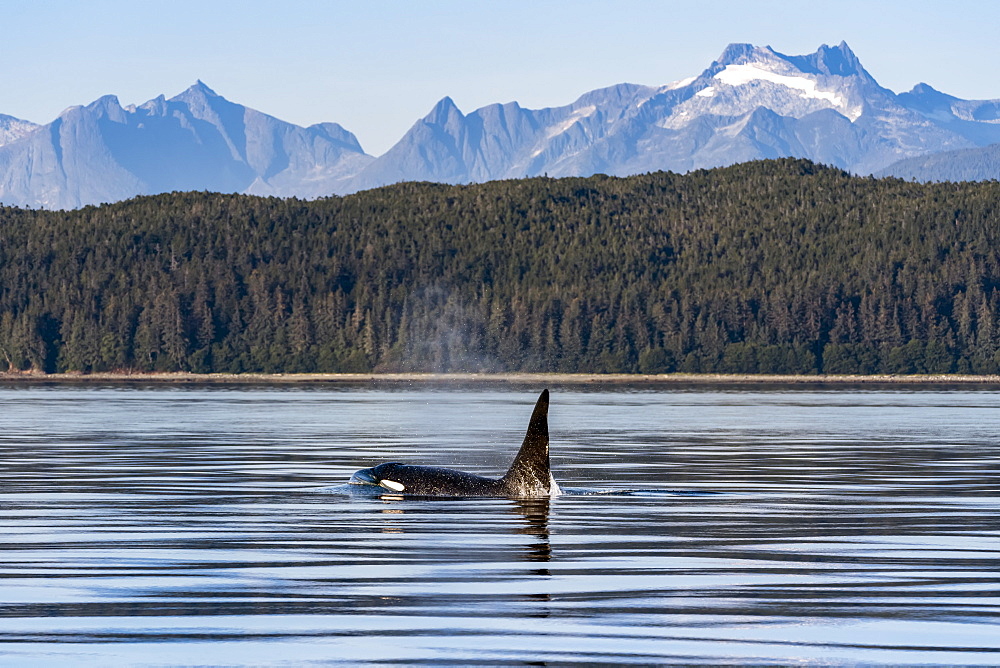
[2,159,1000,375]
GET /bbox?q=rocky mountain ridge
[3,43,999,209]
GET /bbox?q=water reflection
[369,495,552,563]
[514,498,552,566]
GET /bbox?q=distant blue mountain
[3,43,1000,209]
[877,142,1000,182]
[0,82,372,209]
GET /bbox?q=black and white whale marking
[349,390,559,497]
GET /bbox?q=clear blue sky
[3,0,999,156]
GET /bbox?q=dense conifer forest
[2,159,1000,375]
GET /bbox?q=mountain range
[3,42,1000,209]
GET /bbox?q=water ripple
[0,385,998,665]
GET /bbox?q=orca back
[347,389,557,498]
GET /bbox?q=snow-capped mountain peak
[661,42,870,126]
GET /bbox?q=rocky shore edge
[3,371,1000,385]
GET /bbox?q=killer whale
[349,389,559,497]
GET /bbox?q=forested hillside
[2,159,1000,375]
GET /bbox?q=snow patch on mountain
[714,63,847,109]
[546,105,596,139]
[664,76,696,92]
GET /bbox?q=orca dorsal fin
[500,390,552,495]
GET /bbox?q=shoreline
[3,371,1000,386]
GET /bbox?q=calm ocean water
[0,383,997,666]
